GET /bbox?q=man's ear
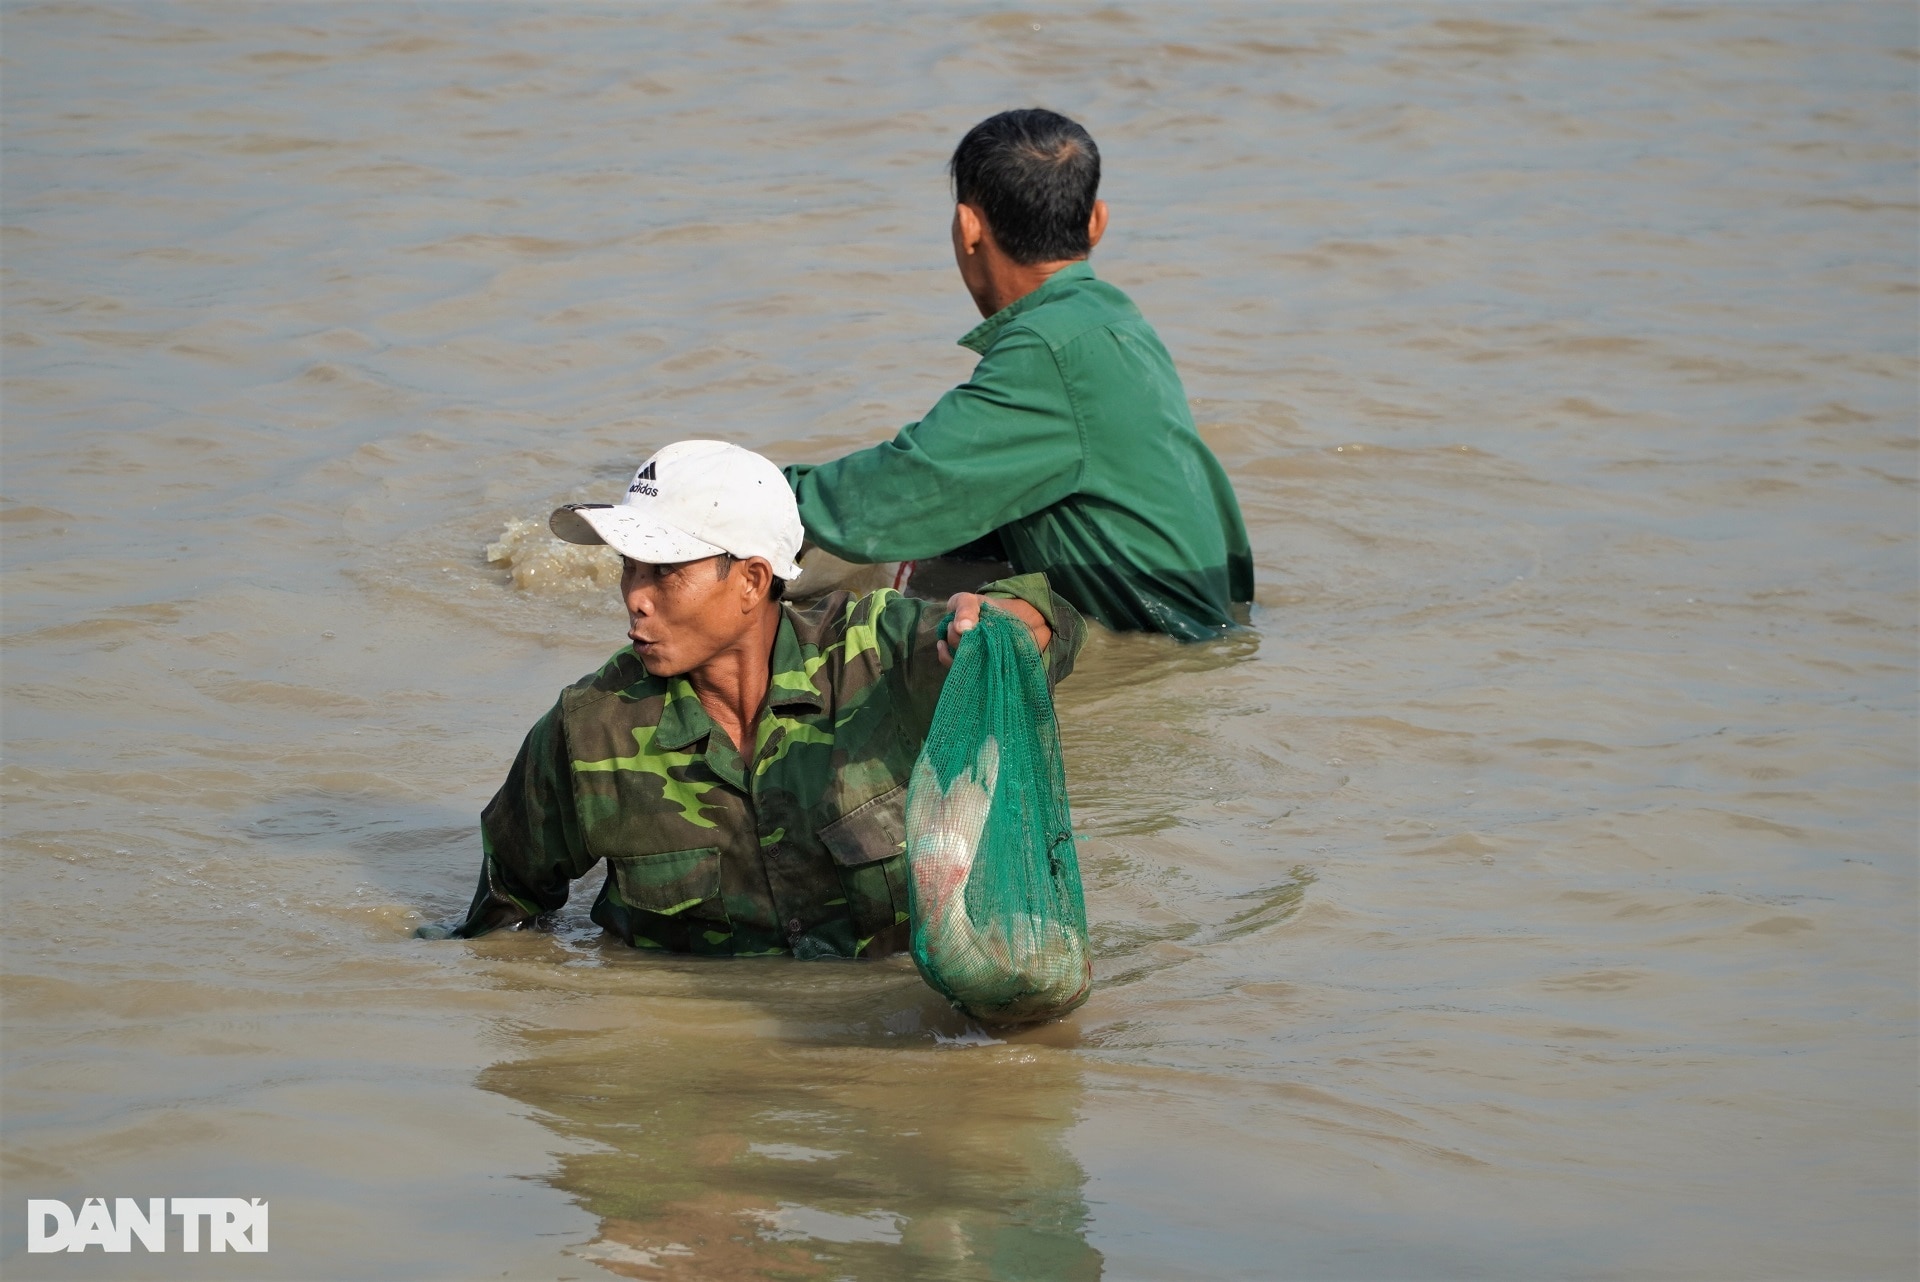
[1086,199,1109,252]
[740,556,774,609]
[955,202,985,256]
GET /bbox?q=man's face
[621,555,750,678]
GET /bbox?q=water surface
[3,2,1915,1278]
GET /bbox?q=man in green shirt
[419,439,1084,959]
[784,108,1253,641]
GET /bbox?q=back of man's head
[949,108,1101,266]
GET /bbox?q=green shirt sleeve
[451,697,598,938]
[784,328,1085,562]
[859,587,953,741]
[850,582,1080,735]
[983,571,1087,688]
[878,572,1088,714]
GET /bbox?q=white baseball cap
[548,440,805,580]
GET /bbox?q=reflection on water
[473,945,1101,1281]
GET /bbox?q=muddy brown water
[2,3,1915,1279]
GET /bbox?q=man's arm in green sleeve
[782,329,1085,563]
[869,573,1087,731]
[446,700,597,939]
[983,572,1087,688]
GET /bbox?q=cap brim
[549,504,729,565]
[549,504,803,580]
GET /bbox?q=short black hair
[948,108,1100,266]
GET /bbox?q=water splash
[485,517,620,596]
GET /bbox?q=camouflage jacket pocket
[820,784,908,867]
[819,785,911,957]
[607,845,724,918]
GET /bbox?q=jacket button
[766,844,782,859]
[787,918,802,934]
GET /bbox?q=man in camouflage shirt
[422,440,1084,959]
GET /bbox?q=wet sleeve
[782,328,1085,562]
[983,572,1087,688]
[450,699,597,938]
[856,588,951,741]
[874,575,1084,732]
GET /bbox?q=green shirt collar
[957,260,1096,354]
[651,611,822,753]
[766,607,825,711]
[653,676,712,752]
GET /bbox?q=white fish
[906,738,1090,1023]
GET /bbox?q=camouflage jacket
[448,575,1084,959]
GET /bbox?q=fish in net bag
[906,604,1092,1024]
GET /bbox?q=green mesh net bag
[906,605,1092,1024]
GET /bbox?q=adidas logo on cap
[628,460,658,497]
